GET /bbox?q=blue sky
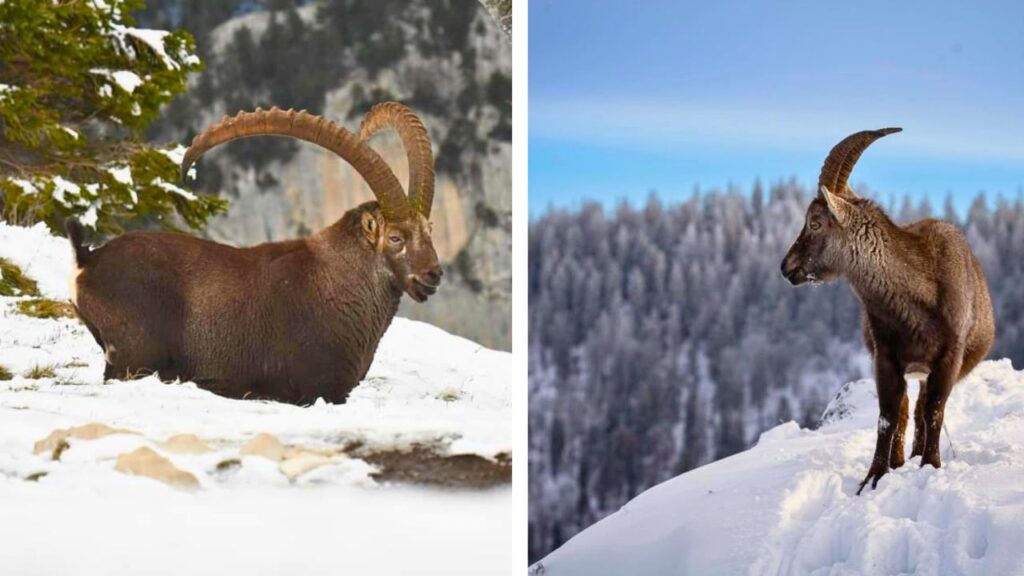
[529,0,1024,216]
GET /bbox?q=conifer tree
[0,0,227,233]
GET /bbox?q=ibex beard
[781,128,995,495]
[68,103,444,406]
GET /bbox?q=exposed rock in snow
[114,446,199,488]
[535,360,1024,576]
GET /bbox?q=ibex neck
[840,221,917,316]
[308,223,402,342]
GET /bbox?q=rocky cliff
[141,0,511,349]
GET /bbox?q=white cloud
[530,95,1024,163]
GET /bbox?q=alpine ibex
[781,128,995,493]
[68,103,443,405]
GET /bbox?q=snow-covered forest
[528,180,1024,561]
[533,359,1024,575]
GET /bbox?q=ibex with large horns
[67,103,443,404]
[781,128,995,494]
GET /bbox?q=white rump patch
[67,261,83,306]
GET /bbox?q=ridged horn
[181,107,412,222]
[818,127,902,198]
[359,102,435,218]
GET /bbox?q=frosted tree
[0,0,227,233]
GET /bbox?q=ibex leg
[922,349,963,469]
[858,353,905,494]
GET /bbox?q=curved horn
[181,107,412,222]
[818,127,901,197]
[359,102,435,218]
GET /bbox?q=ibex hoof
[856,465,888,495]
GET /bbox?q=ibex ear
[820,185,854,227]
[360,211,379,246]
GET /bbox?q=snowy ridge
[535,360,1024,576]
[0,222,512,575]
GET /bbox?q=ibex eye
[389,235,403,244]
[810,221,822,231]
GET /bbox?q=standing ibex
[68,103,443,405]
[781,128,995,493]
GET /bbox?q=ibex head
[781,127,901,286]
[180,102,442,302]
[357,103,442,301]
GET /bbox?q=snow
[107,165,137,204]
[108,165,132,185]
[158,145,196,182]
[535,360,1024,576]
[9,178,37,196]
[158,143,188,166]
[155,178,197,201]
[51,175,81,206]
[0,223,512,575]
[111,71,143,93]
[109,25,185,70]
[0,222,72,296]
[80,202,100,228]
[90,68,144,94]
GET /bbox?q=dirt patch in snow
[362,447,512,489]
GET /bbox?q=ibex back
[781,128,995,494]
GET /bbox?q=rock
[33,422,135,459]
[159,433,211,454]
[240,432,285,462]
[114,447,199,489]
[279,451,335,481]
[214,458,242,473]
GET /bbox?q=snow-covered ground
[0,222,512,575]
[534,359,1024,576]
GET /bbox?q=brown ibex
[67,103,443,405]
[781,128,995,494]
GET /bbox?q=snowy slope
[0,222,512,575]
[534,360,1024,576]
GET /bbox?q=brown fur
[782,188,995,494]
[67,201,442,405]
